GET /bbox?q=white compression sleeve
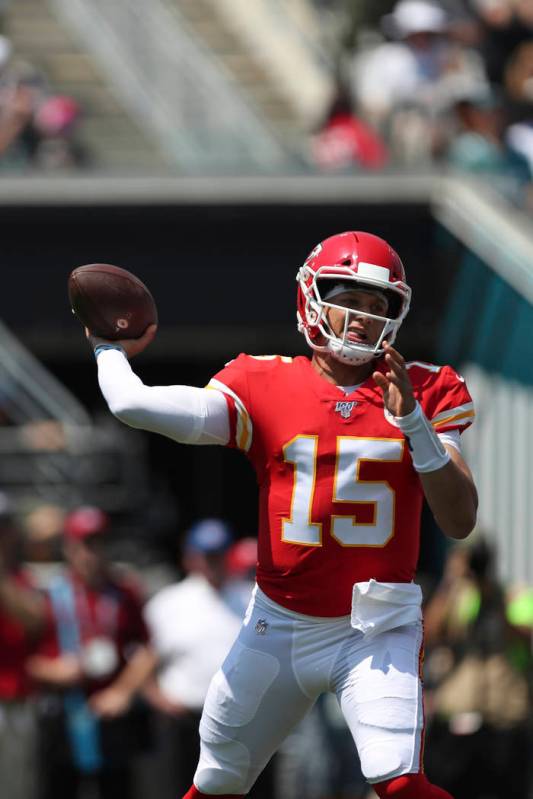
[95,348,230,445]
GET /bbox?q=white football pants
[194,586,425,795]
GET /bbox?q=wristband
[94,343,126,359]
[395,401,450,473]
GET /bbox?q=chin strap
[327,339,376,366]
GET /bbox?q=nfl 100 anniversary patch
[335,400,356,419]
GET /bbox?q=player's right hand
[86,323,157,359]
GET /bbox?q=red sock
[181,786,245,799]
[373,773,454,799]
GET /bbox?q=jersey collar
[298,355,386,402]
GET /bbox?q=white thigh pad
[203,641,280,728]
[195,592,317,795]
[337,623,424,783]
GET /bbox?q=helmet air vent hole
[342,259,352,266]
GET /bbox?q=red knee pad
[181,787,245,799]
[373,773,454,799]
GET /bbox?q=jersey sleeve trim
[206,378,253,452]
[430,402,475,429]
[406,361,442,373]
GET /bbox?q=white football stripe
[357,262,390,281]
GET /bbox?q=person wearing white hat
[381,0,448,39]
[350,0,489,162]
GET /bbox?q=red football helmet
[296,231,411,365]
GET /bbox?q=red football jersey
[209,355,474,616]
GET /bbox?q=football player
[88,232,477,799]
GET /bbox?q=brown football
[68,263,158,340]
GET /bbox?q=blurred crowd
[0,33,85,172]
[0,502,260,799]
[1,0,533,193]
[310,0,533,206]
[1,492,532,799]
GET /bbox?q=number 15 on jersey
[282,436,405,548]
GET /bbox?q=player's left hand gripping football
[86,323,157,359]
[373,341,416,418]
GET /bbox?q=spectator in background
[446,86,532,202]
[351,0,489,163]
[0,34,35,167]
[32,94,86,170]
[0,33,86,171]
[310,84,388,172]
[0,493,45,799]
[27,506,156,799]
[22,502,65,589]
[423,538,532,799]
[144,519,274,799]
[469,0,533,86]
[504,39,533,175]
[507,581,533,634]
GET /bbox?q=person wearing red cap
[87,231,477,799]
[27,506,157,799]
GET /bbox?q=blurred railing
[433,176,533,584]
[50,0,296,173]
[433,175,533,305]
[0,318,148,511]
[198,0,334,129]
[459,364,532,584]
[0,318,89,427]
[268,0,337,69]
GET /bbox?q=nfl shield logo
[255,618,268,635]
[335,401,356,419]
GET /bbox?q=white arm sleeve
[96,349,230,446]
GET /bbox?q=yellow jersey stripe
[207,379,253,452]
[432,410,475,429]
[431,402,474,425]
